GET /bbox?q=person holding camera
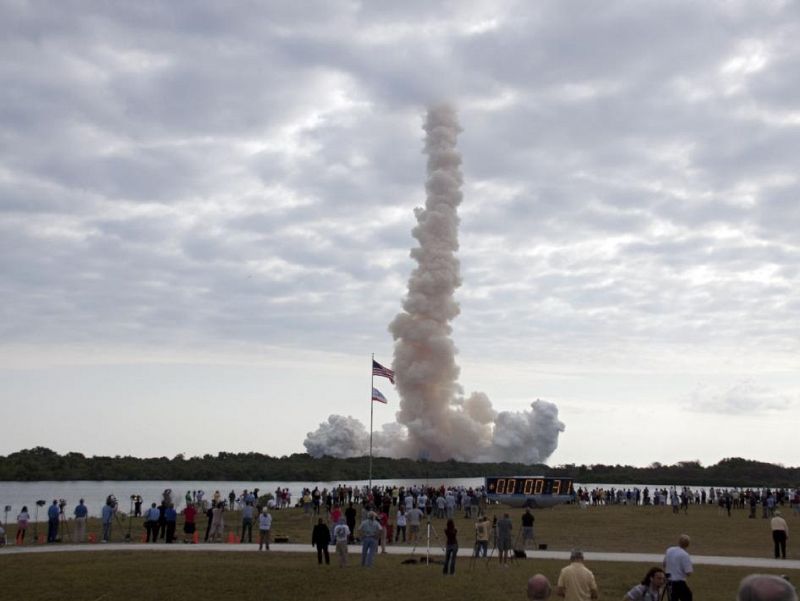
[623,567,667,601]
[47,500,59,543]
[101,498,115,542]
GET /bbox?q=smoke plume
[304,104,565,463]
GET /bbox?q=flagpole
[369,353,374,490]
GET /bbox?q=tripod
[33,503,42,542]
[58,509,72,542]
[126,497,134,542]
[410,516,444,566]
[112,507,129,542]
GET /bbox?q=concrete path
[2,542,798,570]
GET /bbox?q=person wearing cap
[663,534,693,601]
[771,510,789,559]
[258,507,272,550]
[359,511,382,567]
[556,549,598,601]
[332,517,351,567]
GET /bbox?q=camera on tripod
[36,499,46,507]
[58,499,67,513]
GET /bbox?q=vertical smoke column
[389,105,468,460]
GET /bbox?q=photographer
[623,567,666,601]
[101,497,116,543]
[47,500,59,543]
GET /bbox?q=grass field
[2,502,797,601]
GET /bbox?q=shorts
[184,523,196,534]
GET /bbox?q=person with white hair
[359,511,382,567]
[771,510,789,559]
[663,534,693,601]
[258,507,272,551]
[737,574,798,601]
[556,549,598,601]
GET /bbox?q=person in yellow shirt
[556,549,599,601]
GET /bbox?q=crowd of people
[3,480,797,600]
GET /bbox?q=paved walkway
[2,542,798,570]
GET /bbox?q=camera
[106,494,118,508]
[58,499,67,512]
[36,499,46,507]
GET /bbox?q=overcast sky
[2,0,798,469]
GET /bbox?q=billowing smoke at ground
[304,105,565,464]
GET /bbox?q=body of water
[0,478,742,520]
[0,478,485,519]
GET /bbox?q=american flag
[371,387,388,404]
[372,359,395,384]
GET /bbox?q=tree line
[0,447,797,487]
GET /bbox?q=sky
[1,0,798,468]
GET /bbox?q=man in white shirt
[770,510,789,559]
[664,534,693,601]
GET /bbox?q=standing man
[496,512,513,566]
[258,507,272,550]
[73,499,88,543]
[770,510,789,559]
[474,514,490,557]
[240,502,255,543]
[345,502,357,543]
[311,517,331,565]
[164,504,177,543]
[664,534,693,601]
[529,574,553,600]
[358,511,382,567]
[145,502,160,543]
[522,508,535,548]
[182,502,197,543]
[406,503,423,543]
[332,517,350,567]
[47,500,59,543]
[101,499,114,543]
[556,549,599,601]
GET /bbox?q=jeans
[102,521,112,542]
[474,540,488,557]
[241,518,252,543]
[47,518,59,542]
[361,537,378,567]
[443,544,458,574]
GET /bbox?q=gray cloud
[1,0,799,462]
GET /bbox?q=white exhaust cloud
[304,104,565,463]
